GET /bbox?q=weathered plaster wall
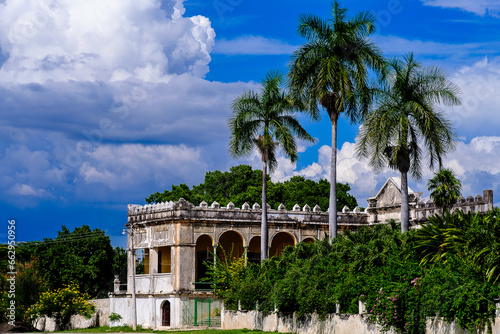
[222,310,395,334]
[222,310,500,334]
[109,295,183,329]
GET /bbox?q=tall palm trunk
[400,171,409,233]
[329,116,338,243]
[261,160,268,261]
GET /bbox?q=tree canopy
[27,225,126,297]
[146,164,358,211]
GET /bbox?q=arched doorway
[161,300,170,326]
[270,232,295,257]
[303,237,315,244]
[247,236,261,264]
[195,235,213,289]
[218,231,244,262]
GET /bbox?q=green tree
[145,165,359,211]
[267,176,357,212]
[34,225,115,296]
[112,246,128,285]
[228,71,315,261]
[0,257,46,325]
[427,168,462,213]
[288,1,386,241]
[145,165,264,206]
[356,53,460,232]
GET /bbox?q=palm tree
[427,168,462,214]
[228,71,315,261]
[356,53,461,232]
[288,1,386,242]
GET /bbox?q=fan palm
[356,53,461,232]
[228,71,315,261]
[427,167,462,214]
[288,1,386,241]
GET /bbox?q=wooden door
[162,301,170,326]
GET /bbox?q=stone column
[172,221,196,292]
[172,244,196,292]
[149,248,158,294]
[127,245,134,294]
[149,295,156,329]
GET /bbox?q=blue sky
[1,0,499,248]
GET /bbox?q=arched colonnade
[195,230,315,282]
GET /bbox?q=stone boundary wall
[33,298,109,332]
[222,310,500,334]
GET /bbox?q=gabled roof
[371,177,415,200]
[368,177,422,203]
[375,177,415,198]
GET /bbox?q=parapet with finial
[127,198,369,226]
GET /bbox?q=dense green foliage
[32,225,117,297]
[416,209,500,283]
[146,165,358,211]
[0,225,127,325]
[0,256,46,324]
[0,225,127,306]
[208,209,500,333]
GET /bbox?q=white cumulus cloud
[0,0,215,83]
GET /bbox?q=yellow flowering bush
[26,283,95,330]
[206,248,246,310]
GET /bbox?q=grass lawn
[51,326,288,333]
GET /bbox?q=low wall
[34,298,109,332]
[222,310,500,334]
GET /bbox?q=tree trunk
[261,160,268,261]
[329,117,338,243]
[400,171,409,233]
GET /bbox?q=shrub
[27,283,95,330]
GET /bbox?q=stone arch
[247,236,261,264]
[195,235,213,286]
[270,232,295,257]
[218,230,244,262]
[302,237,315,244]
[161,300,170,326]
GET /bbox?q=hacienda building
[109,177,493,329]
